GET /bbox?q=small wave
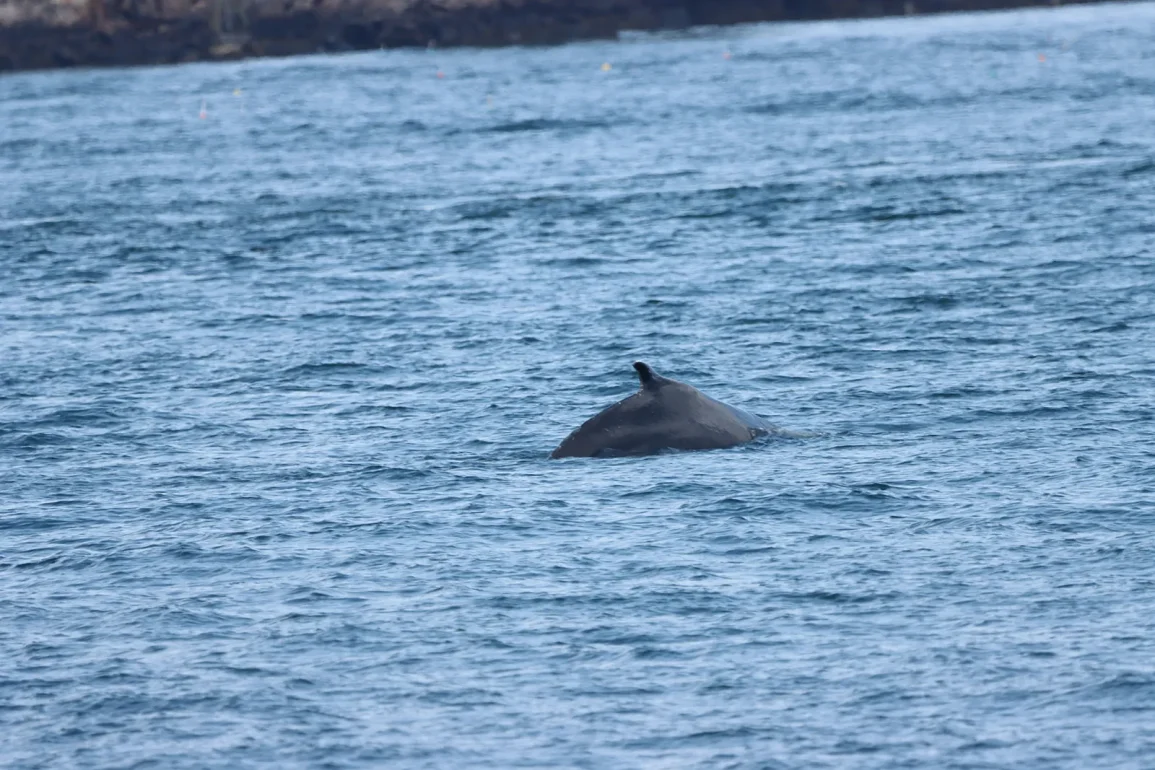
[35,406,124,429]
[1122,160,1155,177]
[893,293,961,311]
[1089,672,1155,696]
[281,362,390,376]
[538,256,604,268]
[1,431,71,448]
[480,118,616,134]
[781,590,901,604]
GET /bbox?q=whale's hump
[550,361,777,459]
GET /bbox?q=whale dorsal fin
[633,361,665,391]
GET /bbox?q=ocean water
[3,2,1155,767]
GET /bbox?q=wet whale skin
[550,362,775,459]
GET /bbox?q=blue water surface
[3,3,1155,767]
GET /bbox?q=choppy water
[4,3,1155,767]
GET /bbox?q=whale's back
[550,367,773,459]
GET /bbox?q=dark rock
[0,0,1119,73]
[341,21,376,48]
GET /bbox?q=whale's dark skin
[550,362,776,459]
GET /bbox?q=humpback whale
[550,361,776,459]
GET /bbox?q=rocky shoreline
[0,0,1112,72]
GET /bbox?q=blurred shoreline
[0,0,1119,72]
